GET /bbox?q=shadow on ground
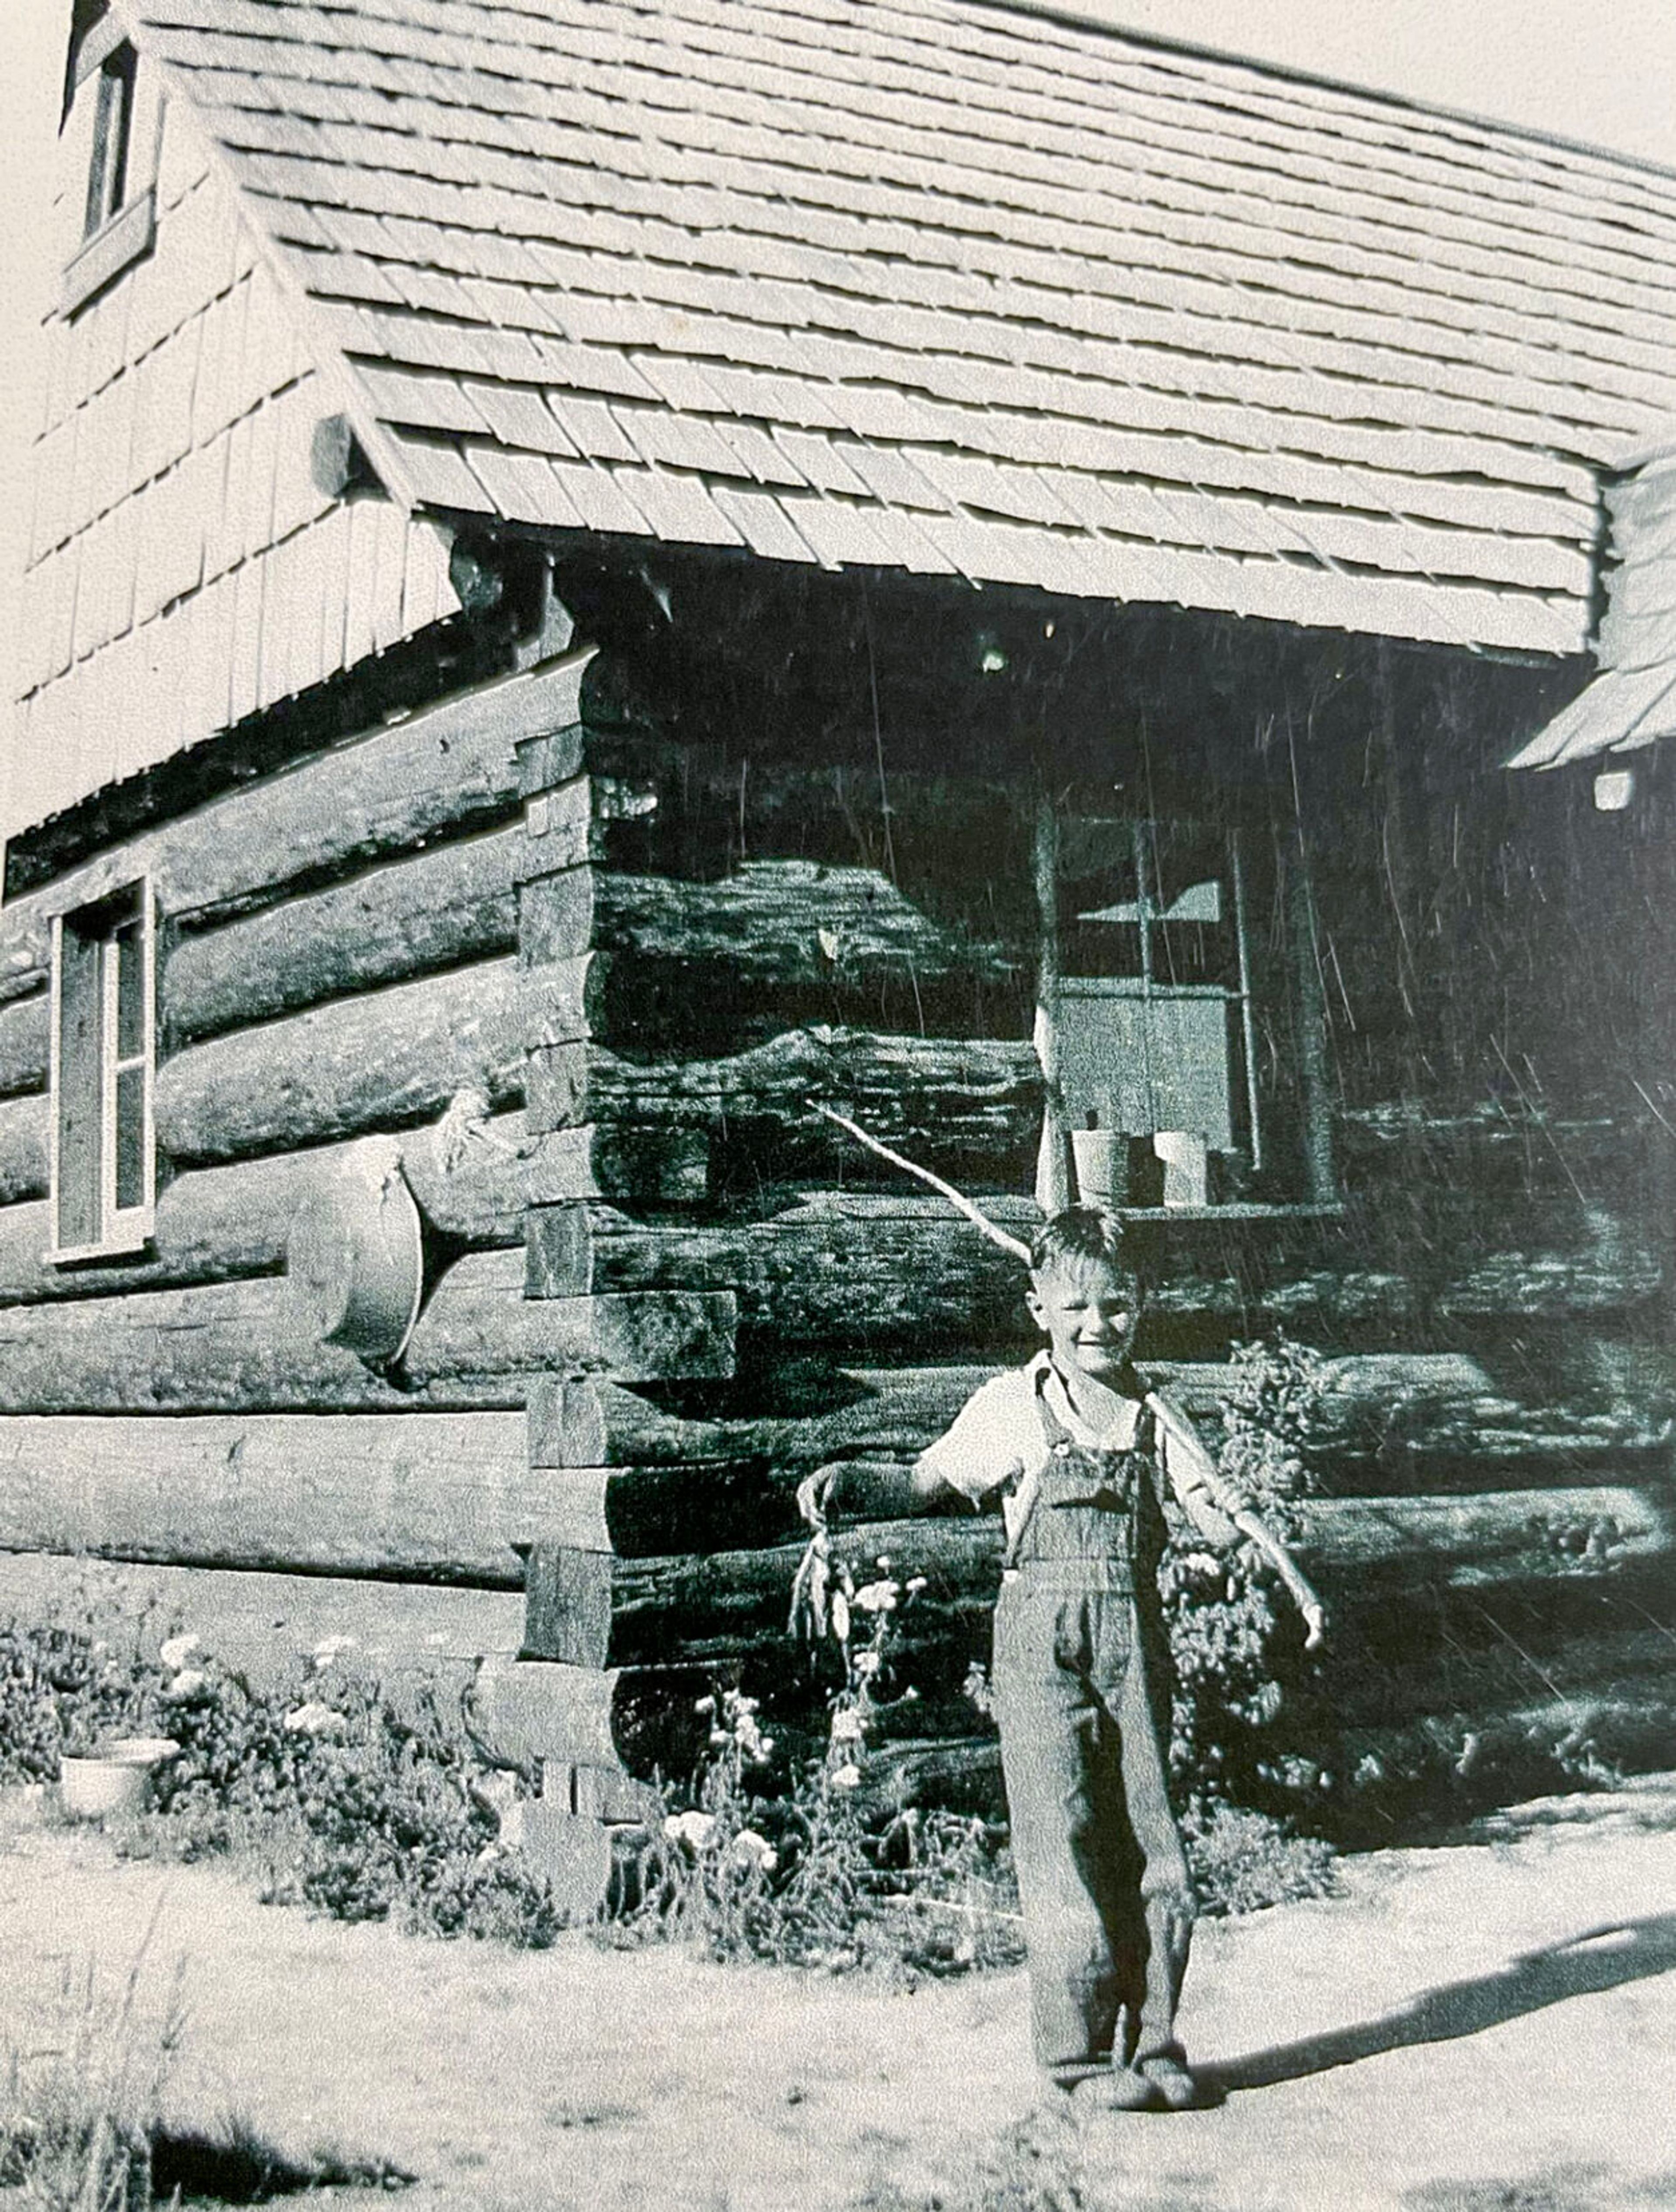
[1205,1913,1676,2095]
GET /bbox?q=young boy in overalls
[799,1207,1326,2113]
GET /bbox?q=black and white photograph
[0,1,1672,2205]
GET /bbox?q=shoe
[1070,2066,1161,2114]
[1138,2054,1199,2110]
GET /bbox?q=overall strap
[998,1365,1059,1571]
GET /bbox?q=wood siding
[9,89,458,839]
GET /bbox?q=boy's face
[1027,1256,1142,1383]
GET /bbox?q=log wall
[0,579,1669,1845]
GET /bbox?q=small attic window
[61,6,157,314]
[83,39,137,240]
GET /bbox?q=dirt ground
[3,1778,1675,2212]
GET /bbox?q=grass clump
[0,1911,183,2212]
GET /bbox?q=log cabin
[3,0,1674,1896]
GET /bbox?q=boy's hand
[795,1467,838,1530]
[1301,1600,1328,1654]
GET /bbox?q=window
[49,881,155,1259]
[1041,809,1334,1214]
[82,38,136,242]
[61,6,157,313]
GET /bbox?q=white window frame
[60,14,158,315]
[47,877,156,1262]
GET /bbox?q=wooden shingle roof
[126,0,1676,656]
[1510,449,1676,764]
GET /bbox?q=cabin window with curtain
[1044,809,1335,1214]
[61,2,158,312]
[49,881,156,1259]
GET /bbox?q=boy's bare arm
[1149,1392,1329,1652]
[795,1455,947,1528]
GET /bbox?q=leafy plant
[0,1605,559,1951]
[0,1595,171,1781]
[1158,1336,1337,1907]
[620,1571,1024,1976]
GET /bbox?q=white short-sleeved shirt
[916,1352,1249,1550]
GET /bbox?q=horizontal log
[0,649,596,996]
[155,958,525,1163]
[163,822,524,1046]
[0,1412,530,1580]
[0,1111,530,1307]
[0,1550,524,1689]
[532,1193,1664,1342]
[0,1095,48,1205]
[593,861,1014,985]
[0,1259,735,1414]
[587,1025,1042,1169]
[0,994,47,1101]
[567,1487,1676,1668]
[417,1249,736,1389]
[533,1344,1675,1481]
[470,1653,719,1780]
[851,1664,1676,1819]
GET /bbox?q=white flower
[283,1701,347,1739]
[158,1634,200,1674]
[830,1591,851,1643]
[829,1763,862,1790]
[731,1829,778,1874]
[664,1810,718,1851]
[853,1580,899,1615]
[311,1635,357,1671]
[829,1706,867,1744]
[852,1650,882,1681]
[905,1576,927,1596]
[161,1670,210,1702]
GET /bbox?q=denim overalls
[990,1374,1196,2083]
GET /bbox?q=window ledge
[62,188,155,316]
[1109,1203,1344,1222]
[47,1219,155,1267]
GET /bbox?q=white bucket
[1070,1128,1127,1206]
[58,1737,179,1821]
[1154,1131,1210,1208]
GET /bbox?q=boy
[798,1207,1326,2114]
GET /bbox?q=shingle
[708,418,808,488]
[463,441,583,525]
[545,394,639,463]
[607,467,744,546]
[832,441,951,512]
[708,483,820,563]
[386,429,490,510]
[545,458,657,535]
[770,429,871,496]
[776,495,900,569]
[460,379,580,455]
[354,363,491,435]
[611,406,748,478]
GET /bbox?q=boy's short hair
[1028,1206,1152,1288]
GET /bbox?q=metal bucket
[288,1138,425,1365]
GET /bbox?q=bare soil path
[3,1780,1675,2212]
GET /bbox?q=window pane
[113,1064,147,1213]
[82,45,133,238]
[55,924,103,1248]
[114,914,145,1060]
